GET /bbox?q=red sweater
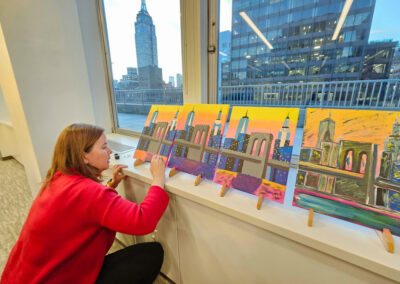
[1,171,169,284]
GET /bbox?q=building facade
[134,0,163,89]
[226,0,378,85]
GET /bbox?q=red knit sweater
[1,171,169,283]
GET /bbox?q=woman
[1,124,169,283]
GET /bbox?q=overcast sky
[104,0,399,82]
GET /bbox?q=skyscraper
[226,0,378,85]
[135,0,158,68]
[135,0,163,89]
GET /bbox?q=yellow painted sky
[176,104,230,130]
[226,107,299,143]
[144,105,182,126]
[302,109,400,154]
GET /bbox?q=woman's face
[83,133,112,172]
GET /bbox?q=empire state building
[134,0,163,89]
[135,0,158,68]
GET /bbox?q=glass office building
[224,0,378,85]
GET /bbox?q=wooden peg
[220,184,228,197]
[308,209,314,227]
[377,228,394,253]
[134,159,145,167]
[194,174,202,186]
[169,167,179,178]
[257,192,265,210]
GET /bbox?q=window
[216,0,399,103]
[101,0,183,132]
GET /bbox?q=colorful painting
[215,107,300,203]
[134,105,182,162]
[293,109,400,236]
[167,104,230,180]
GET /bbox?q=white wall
[0,0,112,195]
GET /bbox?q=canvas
[293,109,400,236]
[215,107,299,203]
[134,105,182,162]
[167,104,230,180]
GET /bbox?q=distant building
[176,73,183,88]
[390,46,400,79]
[134,0,163,89]
[226,0,377,85]
[135,0,158,68]
[118,67,139,90]
[361,41,396,80]
[168,76,175,87]
[138,65,163,89]
[218,31,231,98]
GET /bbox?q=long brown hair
[41,123,105,191]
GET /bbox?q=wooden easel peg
[377,228,394,253]
[257,191,265,210]
[194,174,202,186]
[308,209,314,227]
[134,159,145,167]
[220,184,228,197]
[169,167,179,178]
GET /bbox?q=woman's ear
[82,152,89,164]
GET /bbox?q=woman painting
[1,123,169,283]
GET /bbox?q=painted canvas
[215,107,300,203]
[134,105,182,162]
[293,109,400,236]
[167,103,230,180]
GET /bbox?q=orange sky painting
[175,104,230,131]
[302,109,400,176]
[302,109,400,153]
[225,107,299,158]
[144,105,182,126]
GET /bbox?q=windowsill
[106,133,400,282]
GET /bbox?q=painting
[215,107,300,203]
[293,109,400,236]
[167,103,230,180]
[134,105,182,163]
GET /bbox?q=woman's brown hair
[41,123,105,191]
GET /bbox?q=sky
[103,0,399,82]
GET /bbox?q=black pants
[96,242,164,284]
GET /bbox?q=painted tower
[317,112,335,148]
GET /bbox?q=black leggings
[96,242,164,284]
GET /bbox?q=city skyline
[104,0,399,83]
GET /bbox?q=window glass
[218,0,399,103]
[102,0,182,132]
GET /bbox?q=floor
[0,157,171,283]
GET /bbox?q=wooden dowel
[257,192,265,210]
[308,209,314,227]
[220,184,228,197]
[169,167,179,178]
[134,159,145,167]
[194,174,202,186]
[380,228,394,253]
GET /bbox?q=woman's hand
[109,164,128,188]
[150,155,165,188]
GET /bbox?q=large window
[218,0,400,104]
[101,0,183,133]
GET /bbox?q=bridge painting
[167,104,230,180]
[134,105,182,162]
[293,109,400,236]
[215,107,300,203]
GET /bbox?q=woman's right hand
[150,155,165,188]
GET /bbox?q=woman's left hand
[109,164,128,188]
